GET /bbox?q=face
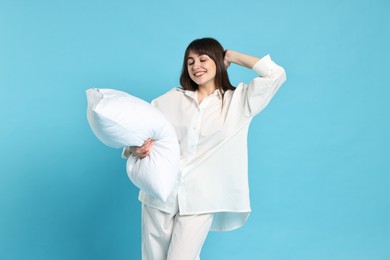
[187,51,217,89]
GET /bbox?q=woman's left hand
[224,49,232,70]
[224,49,260,69]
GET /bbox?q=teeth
[194,72,205,77]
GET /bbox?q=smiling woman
[124,37,286,260]
[180,38,235,105]
[187,52,217,101]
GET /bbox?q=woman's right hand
[130,138,154,159]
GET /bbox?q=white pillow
[86,88,180,202]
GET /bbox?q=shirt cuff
[121,147,132,159]
[251,54,274,77]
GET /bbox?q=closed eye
[187,58,195,66]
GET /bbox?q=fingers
[130,146,149,158]
[130,139,154,159]
[143,138,153,147]
[141,139,154,157]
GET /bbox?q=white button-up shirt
[135,55,286,231]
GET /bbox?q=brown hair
[180,38,235,94]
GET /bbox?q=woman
[124,37,286,260]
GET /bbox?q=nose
[192,60,201,70]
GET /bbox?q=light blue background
[1,0,389,259]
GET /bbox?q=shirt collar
[183,88,223,100]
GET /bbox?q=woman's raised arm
[224,50,261,69]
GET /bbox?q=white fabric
[133,55,286,231]
[86,88,180,202]
[142,203,213,260]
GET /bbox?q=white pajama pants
[142,203,214,260]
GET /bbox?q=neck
[198,82,217,96]
[197,83,217,104]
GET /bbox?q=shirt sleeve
[238,54,286,117]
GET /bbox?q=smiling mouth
[194,71,206,77]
